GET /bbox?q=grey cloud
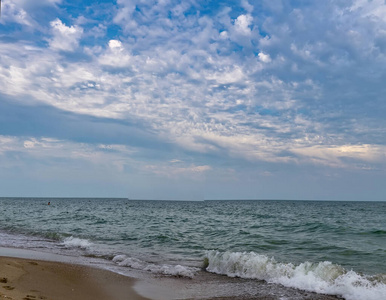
[0,95,170,152]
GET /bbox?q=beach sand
[0,256,344,300]
[0,256,148,300]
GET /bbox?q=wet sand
[134,267,344,300]
[0,256,148,300]
[0,255,344,300]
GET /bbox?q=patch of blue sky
[0,22,25,36]
[200,0,245,17]
[255,107,280,117]
[59,50,93,63]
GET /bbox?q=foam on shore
[205,250,386,300]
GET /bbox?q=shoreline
[0,256,149,300]
[0,254,344,300]
[0,251,347,300]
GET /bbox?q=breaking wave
[62,237,93,249]
[205,250,386,300]
[112,254,199,278]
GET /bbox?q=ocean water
[0,198,385,300]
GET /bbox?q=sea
[0,198,385,300]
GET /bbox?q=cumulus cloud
[49,18,83,51]
[258,52,271,63]
[234,14,253,35]
[108,40,123,49]
[98,39,132,68]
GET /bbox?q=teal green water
[0,198,385,299]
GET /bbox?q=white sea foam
[205,250,386,300]
[62,236,93,249]
[112,254,199,278]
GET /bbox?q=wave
[204,250,386,300]
[112,255,199,278]
[62,237,93,250]
[370,230,386,235]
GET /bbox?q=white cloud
[144,163,212,178]
[170,159,182,163]
[205,66,246,84]
[234,14,253,35]
[0,0,33,26]
[98,39,132,68]
[0,136,19,154]
[49,18,83,51]
[109,40,123,49]
[191,165,212,172]
[23,140,36,148]
[113,0,138,32]
[258,52,271,63]
[351,0,386,20]
[241,0,254,14]
[291,144,386,168]
[0,135,138,174]
[219,31,228,39]
[1,0,386,179]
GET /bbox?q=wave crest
[62,237,93,249]
[205,250,386,300]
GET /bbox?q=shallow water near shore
[0,198,385,299]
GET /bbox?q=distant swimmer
[48,201,50,205]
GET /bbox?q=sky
[0,0,385,200]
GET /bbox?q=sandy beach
[0,256,148,300]
[0,254,346,300]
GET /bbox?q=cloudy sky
[0,0,385,200]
